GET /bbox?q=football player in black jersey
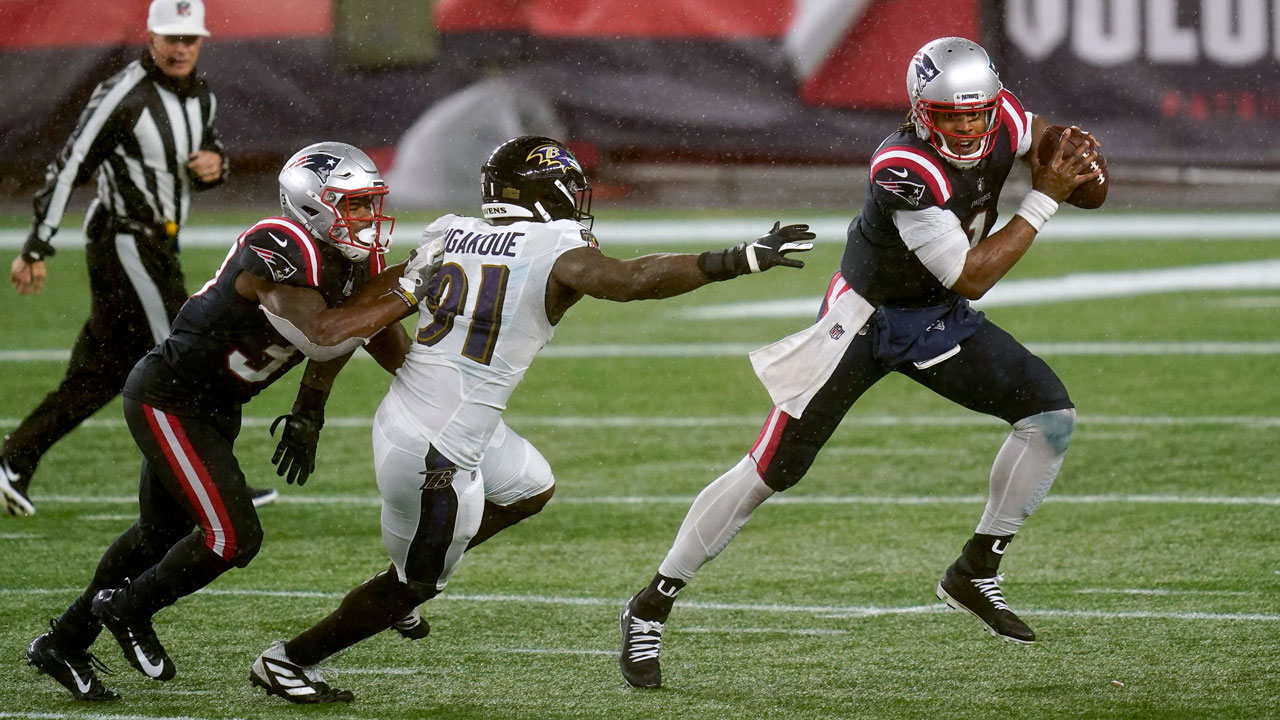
[619,37,1103,688]
[22,142,444,702]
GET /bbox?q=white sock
[657,456,775,581]
[977,408,1076,536]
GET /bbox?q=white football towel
[749,289,874,418]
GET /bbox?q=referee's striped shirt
[30,49,227,246]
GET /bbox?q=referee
[2,0,275,515]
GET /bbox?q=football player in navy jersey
[619,37,1103,688]
[22,142,444,702]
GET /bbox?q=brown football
[1036,124,1108,209]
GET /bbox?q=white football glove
[391,234,445,308]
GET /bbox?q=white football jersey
[379,214,596,469]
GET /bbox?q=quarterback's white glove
[391,234,445,308]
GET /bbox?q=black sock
[633,574,686,619]
[958,533,1014,576]
[50,595,102,650]
[285,569,423,667]
[121,532,234,618]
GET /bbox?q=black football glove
[698,221,815,280]
[269,412,323,486]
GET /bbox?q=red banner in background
[434,0,792,37]
[1,0,331,49]
[799,0,981,110]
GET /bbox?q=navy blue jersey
[840,90,1032,308]
[125,217,384,412]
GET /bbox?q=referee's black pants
[2,217,187,481]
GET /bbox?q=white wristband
[1016,190,1059,232]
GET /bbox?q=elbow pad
[260,306,367,362]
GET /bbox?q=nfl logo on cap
[148,0,210,37]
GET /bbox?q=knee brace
[1027,407,1076,454]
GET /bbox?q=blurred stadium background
[4,0,1280,217]
[2,4,1279,718]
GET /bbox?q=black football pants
[2,220,186,480]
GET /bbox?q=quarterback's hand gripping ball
[1037,125,1108,209]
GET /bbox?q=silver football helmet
[279,142,394,262]
[906,37,1003,169]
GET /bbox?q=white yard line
[5,340,1280,364]
[2,214,1278,250]
[17,493,1280,508]
[687,260,1280,319]
[2,413,1279,430]
[1,587,1275,624]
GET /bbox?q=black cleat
[25,622,119,701]
[1,458,35,516]
[619,594,665,688]
[249,486,278,507]
[91,588,176,680]
[251,641,354,704]
[391,607,430,640]
[936,560,1036,644]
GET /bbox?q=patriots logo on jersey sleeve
[252,246,299,282]
[875,178,927,207]
[286,152,342,185]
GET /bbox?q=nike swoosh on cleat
[66,663,93,694]
[127,630,167,677]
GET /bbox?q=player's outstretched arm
[551,221,814,303]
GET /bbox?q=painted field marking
[6,340,1280,364]
[683,626,849,636]
[20,493,1280,508]
[687,259,1280,319]
[1074,588,1256,596]
[2,587,1275,624]
[3,413,1279,431]
[2,214,1278,251]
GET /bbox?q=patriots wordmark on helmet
[252,246,298,282]
[288,152,343,185]
[526,145,582,172]
[877,179,927,207]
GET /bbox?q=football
[1036,124,1108,209]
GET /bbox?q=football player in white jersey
[249,135,815,704]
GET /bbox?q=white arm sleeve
[893,206,970,289]
[260,305,367,362]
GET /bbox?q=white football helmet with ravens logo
[278,141,394,262]
[481,136,593,229]
[907,37,1004,169]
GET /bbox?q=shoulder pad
[239,217,323,287]
[423,214,458,233]
[998,89,1032,157]
[869,146,953,209]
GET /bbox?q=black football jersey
[125,217,384,412]
[840,90,1032,308]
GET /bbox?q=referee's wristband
[21,236,55,263]
[1015,190,1058,232]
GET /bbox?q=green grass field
[1,211,1278,719]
